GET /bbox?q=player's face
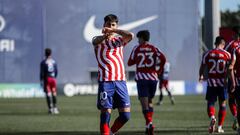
[220,40,225,47]
[138,37,145,44]
[104,21,118,29]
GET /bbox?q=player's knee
[52,92,57,96]
[207,101,215,107]
[119,112,130,123]
[47,92,51,97]
[219,104,226,110]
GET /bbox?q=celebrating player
[224,32,240,130]
[128,30,166,135]
[199,36,235,133]
[92,14,134,135]
[40,48,59,114]
[156,61,175,105]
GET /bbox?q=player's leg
[97,81,115,135]
[234,86,240,134]
[136,80,152,133]
[229,92,238,130]
[207,100,217,133]
[101,108,112,135]
[147,80,158,135]
[216,87,228,133]
[45,78,53,114]
[111,107,130,134]
[50,78,59,114]
[206,86,217,133]
[217,99,226,133]
[110,81,130,134]
[140,97,151,126]
[229,93,237,117]
[147,98,154,135]
[228,79,238,130]
[157,80,163,105]
[164,80,174,105]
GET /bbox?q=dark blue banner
[0,0,200,84]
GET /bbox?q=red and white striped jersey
[128,43,166,81]
[233,46,240,86]
[225,39,240,54]
[202,48,231,87]
[94,36,127,81]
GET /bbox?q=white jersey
[162,62,170,80]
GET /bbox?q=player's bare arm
[228,57,236,93]
[92,35,108,46]
[103,27,134,43]
[199,63,205,82]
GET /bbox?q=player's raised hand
[102,27,114,34]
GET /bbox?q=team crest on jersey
[112,40,121,47]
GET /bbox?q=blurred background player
[199,36,235,133]
[40,48,59,114]
[156,61,175,105]
[92,14,134,135]
[230,44,240,135]
[128,30,166,135]
[224,32,240,130]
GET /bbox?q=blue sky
[220,0,239,11]
[200,0,240,16]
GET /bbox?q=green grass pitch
[0,95,237,135]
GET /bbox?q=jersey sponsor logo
[83,15,158,43]
[125,103,130,106]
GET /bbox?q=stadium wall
[0,0,201,97]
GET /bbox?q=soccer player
[91,14,134,135]
[231,45,240,135]
[224,32,240,130]
[40,48,59,114]
[128,30,166,135]
[199,36,235,133]
[156,61,175,105]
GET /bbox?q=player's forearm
[229,69,235,84]
[113,29,134,43]
[228,59,236,87]
[92,35,107,46]
[199,64,204,80]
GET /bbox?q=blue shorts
[137,80,158,98]
[205,86,228,102]
[97,81,130,110]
